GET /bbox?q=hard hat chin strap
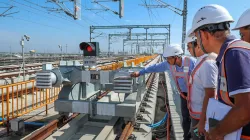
[198,30,208,54]
[173,55,182,66]
[191,42,197,57]
[173,57,177,65]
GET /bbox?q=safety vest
[169,57,191,99]
[219,39,250,138]
[187,54,216,120]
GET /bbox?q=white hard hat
[188,4,234,37]
[184,36,196,43]
[232,9,250,30]
[185,29,197,43]
[163,44,183,57]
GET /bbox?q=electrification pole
[21,37,25,81]
[59,45,63,61]
[20,35,30,81]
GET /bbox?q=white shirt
[190,54,218,113]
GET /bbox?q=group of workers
[131,4,250,140]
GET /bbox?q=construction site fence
[0,80,60,125]
[98,55,158,70]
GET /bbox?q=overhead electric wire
[95,12,114,25]
[1,1,86,30]
[143,0,153,24]
[22,0,56,10]
[149,0,163,25]
[82,1,113,25]
[92,0,124,25]
[171,0,182,25]
[85,0,122,25]
[106,10,123,25]
[8,0,85,28]
[82,15,100,25]
[92,0,118,16]
[7,16,61,30]
[143,0,156,33]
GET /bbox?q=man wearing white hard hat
[185,35,197,57]
[185,34,218,140]
[232,9,250,43]
[188,4,250,139]
[131,44,196,140]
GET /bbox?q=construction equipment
[35,42,155,121]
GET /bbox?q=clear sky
[0,0,249,54]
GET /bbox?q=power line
[171,0,182,25]
[106,10,123,25]
[82,3,112,25]
[9,0,85,28]
[11,0,98,27]
[96,12,114,25]
[11,0,50,14]
[81,14,100,25]
[10,0,67,19]
[143,0,153,24]
[22,0,55,10]
[150,0,163,24]
[3,0,84,30]
[143,0,156,33]
[22,0,97,26]
[6,16,61,30]
[92,0,119,16]
[0,6,18,17]
[84,0,117,25]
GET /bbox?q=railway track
[0,57,137,79]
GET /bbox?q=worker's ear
[200,30,209,42]
[196,45,203,54]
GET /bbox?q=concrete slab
[165,71,184,140]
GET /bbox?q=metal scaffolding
[123,39,168,55]
[90,25,170,56]
[108,33,169,56]
[90,25,170,42]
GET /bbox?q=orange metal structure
[0,80,61,125]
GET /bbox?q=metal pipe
[46,89,49,115]
[130,44,132,55]
[90,26,92,42]
[108,34,111,57]
[123,39,125,56]
[24,121,45,126]
[22,39,25,82]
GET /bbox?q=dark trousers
[191,118,205,140]
[180,93,191,140]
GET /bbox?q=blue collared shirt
[216,35,250,135]
[139,56,196,93]
[216,35,250,98]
